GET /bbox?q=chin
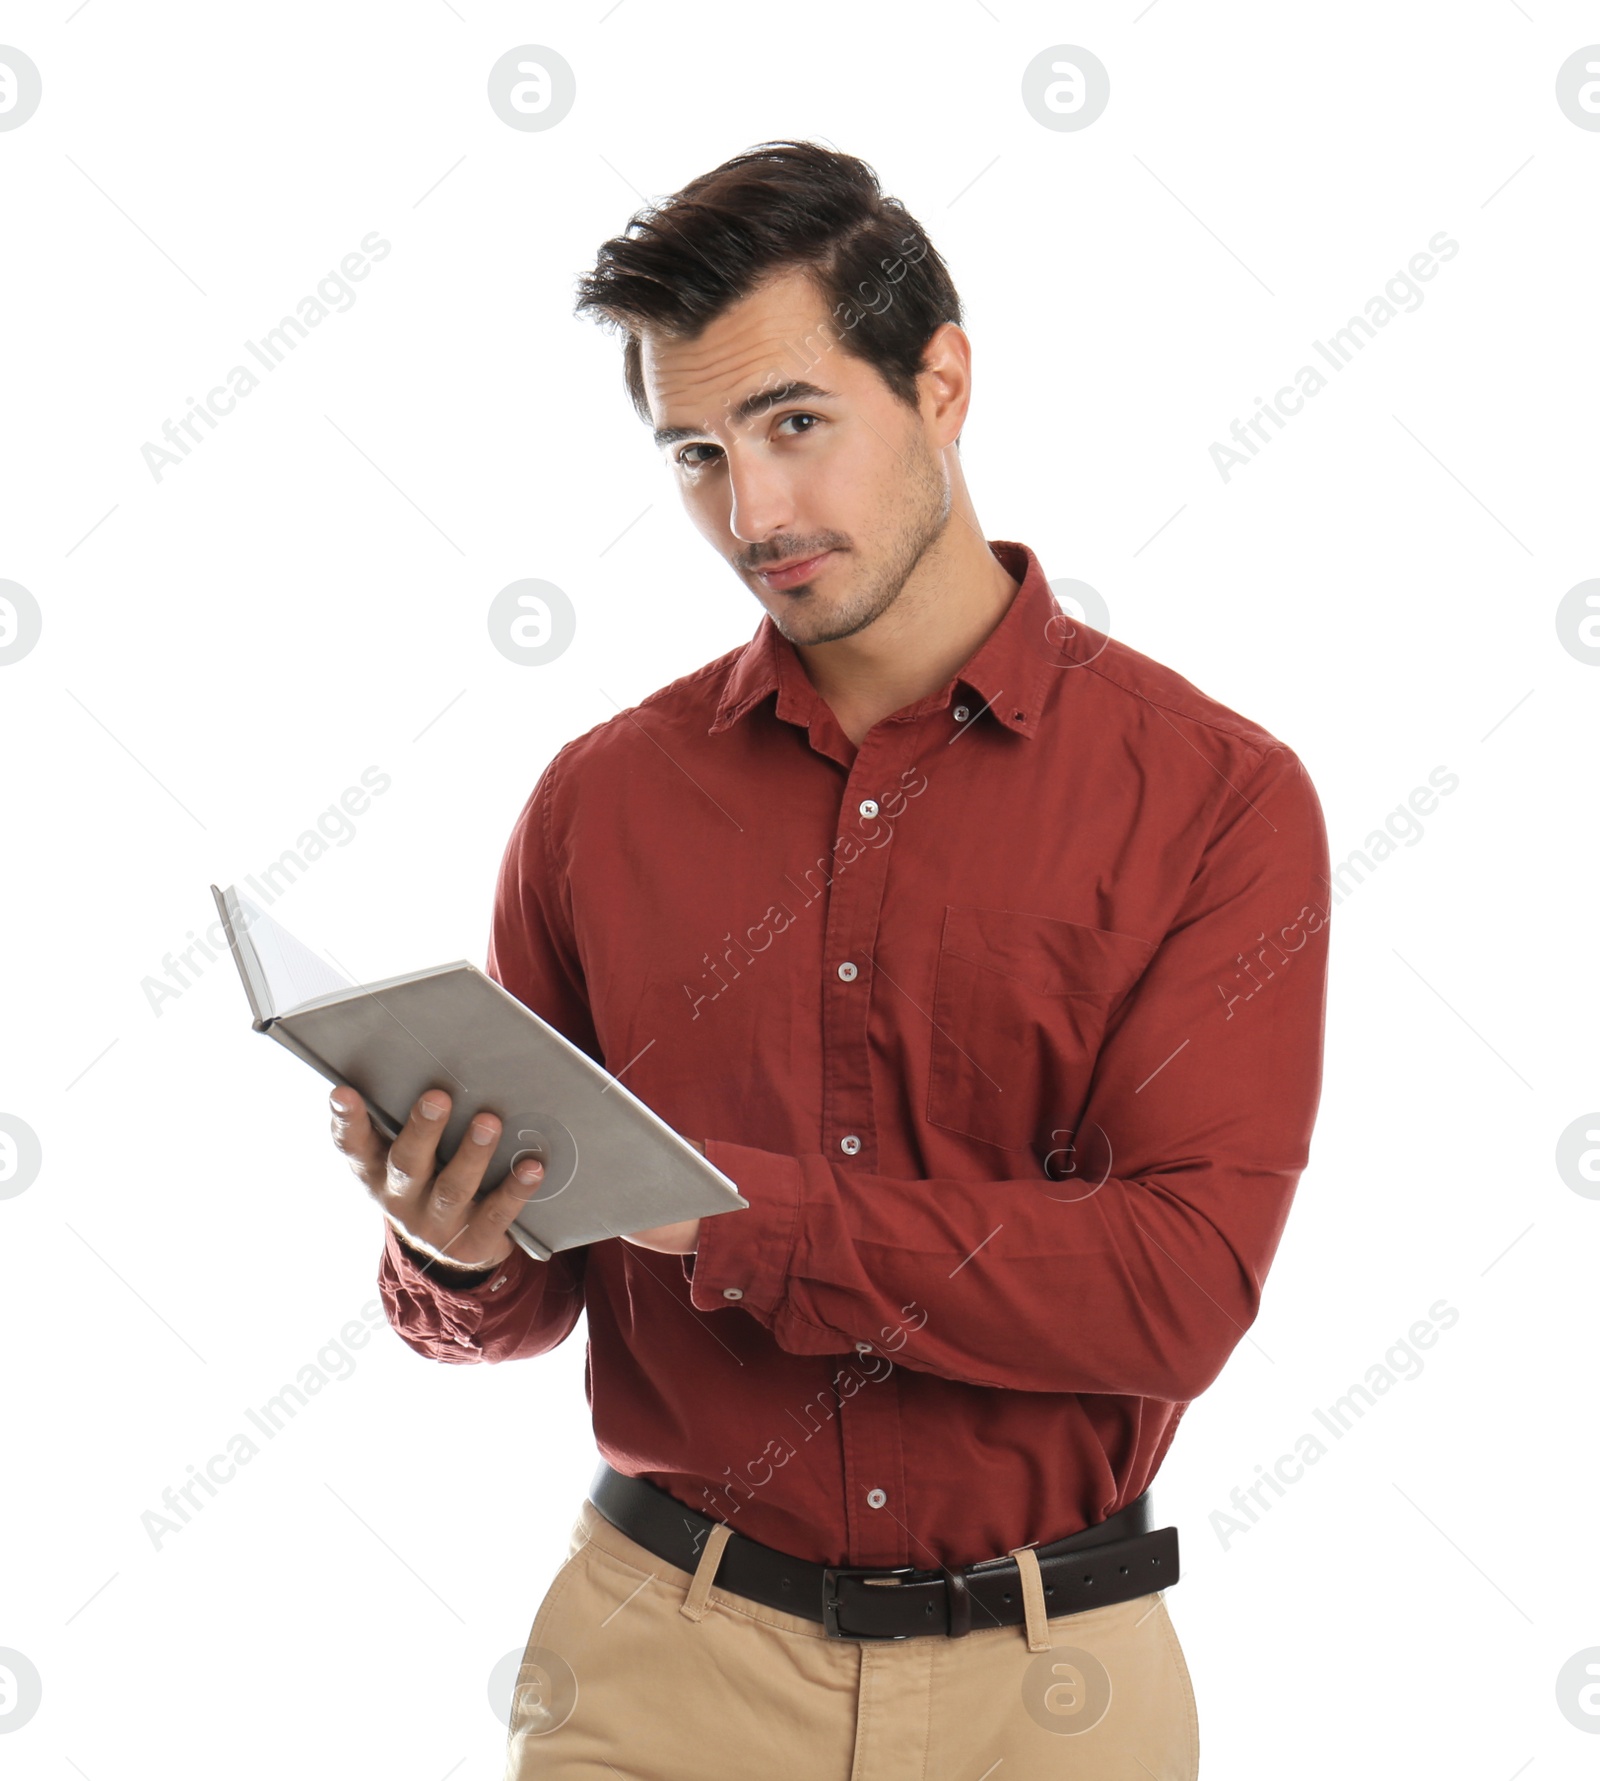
[769,608,824,646]
[783,604,876,648]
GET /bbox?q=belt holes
[1045,1585,1054,1595]
[1082,1573,1094,1584]
[1002,1591,1012,1603]
[1118,1564,1129,1575]
[924,1603,935,1615]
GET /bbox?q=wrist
[390,1223,507,1276]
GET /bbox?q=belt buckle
[819,1563,922,1640]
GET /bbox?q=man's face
[640,266,954,647]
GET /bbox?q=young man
[330,141,1330,1778]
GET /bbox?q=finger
[452,1152,547,1259]
[329,1086,384,1185]
[409,1107,536,1253]
[382,1089,455,1216]
[425,1109,510,1224]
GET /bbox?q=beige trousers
[503,1496,1200,1778]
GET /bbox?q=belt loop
[940,1566,972,1638]
[679,1520,734,1623]
[1009,1544,1053,1652]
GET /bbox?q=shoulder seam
[1072,648,1286,759]
[555,643,748,758]
[609,645,746,727]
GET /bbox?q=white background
[2,3,1596,1776]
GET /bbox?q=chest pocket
[926,906,1157,1153]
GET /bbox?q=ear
[915,322,973,451]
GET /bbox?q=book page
[235,895,355,1017]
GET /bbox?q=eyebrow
[652,379,839,450]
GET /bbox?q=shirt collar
[709,539,1060,741]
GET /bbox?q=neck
[793,503,1020,748]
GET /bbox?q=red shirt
[378,538,1331,1570]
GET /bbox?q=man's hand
[330,1085,544,1271]
[621,1138,705,1254]
[621,1217,701,1255]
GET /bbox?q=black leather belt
[587,1462,1180,1641]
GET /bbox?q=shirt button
[858,798,879,819]
[953,704,970,722]
[490,1276,507,1291]
[866,1488,887,1509]
[722,1287,744,1300]
[855,1340,873,1354]
[836,961,858,982]
[840,1135,861,1156]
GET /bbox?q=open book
[210,884,747,1262]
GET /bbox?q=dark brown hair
[573,140,964,424]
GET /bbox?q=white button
[855,1340,873,1354]
[491,1276,507,1291]
[866,1488,887,1509]
[840,1134,861,1156]
[837,961,858,982]
[723,1287,744,1300]
[858,799,879,819]
[953,704,970,722]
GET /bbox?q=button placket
[815,728,923,1568]
[837,1348,910,1566]
[817,743,909,1176]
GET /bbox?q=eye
[672,411,822,471]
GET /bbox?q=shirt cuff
[384,1221,527,1300]
[684,1139,802,1321]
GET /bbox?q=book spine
[508,1224,554,1264]
[264,1018,402,1142]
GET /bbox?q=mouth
[753,549,835,591]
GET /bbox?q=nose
[724,436,795,547]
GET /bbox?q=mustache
[742,542,846,571]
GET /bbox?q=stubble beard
[766,433,953,648]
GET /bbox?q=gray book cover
[210,883,747,1262]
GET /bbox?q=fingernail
[420,1097,445,1120]
[470,1121,496,1145]
[516,1160,543,1182]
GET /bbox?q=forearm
[688,1141,1294,1401]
